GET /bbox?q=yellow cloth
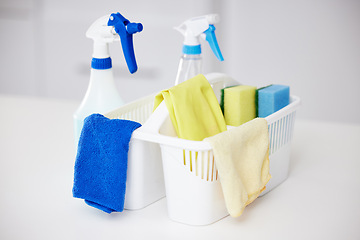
[154,74,227,141]
[204,118,271,217]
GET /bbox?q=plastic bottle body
[73,68,124,146]
[175,54,202,85]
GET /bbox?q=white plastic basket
[137,73,301,225]
[103,73,237,211]
[105,93,166,210]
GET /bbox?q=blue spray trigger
[107,12,143,74]
[204,25,224,61]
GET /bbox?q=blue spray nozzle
[204,25,224,61]
[175,14,223,61]
[107,12,143,74]
[126,22,143,34]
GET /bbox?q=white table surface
[0,94,359,240]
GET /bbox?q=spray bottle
[73,12,143,145]
[174,14,223,85]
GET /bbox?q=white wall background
[219,0,360,124]
[0,0,359,124]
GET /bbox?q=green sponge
[223,85,257,126]
[220,85,239,114]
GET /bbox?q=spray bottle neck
[92,41,110,59]
[182,54,201,59]
[91,41,112,70]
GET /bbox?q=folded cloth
[154,74,227,141]
[204,118,271,217]
[72,114,141,213]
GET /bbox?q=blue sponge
[257,85,290,118]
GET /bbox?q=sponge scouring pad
[223,85,257,126]
[220,85,239,114]
[257,84,290,118]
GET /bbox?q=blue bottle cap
[182,45,201,55]
[91,57,112,70]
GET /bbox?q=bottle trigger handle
[108,12,143,74]
[204,25,224,61]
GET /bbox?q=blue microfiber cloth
[72,113,141,213]
[257,84,290,118]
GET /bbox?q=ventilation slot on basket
[268,111,296,155]
[115,101,154,124]
[182,150,218,182]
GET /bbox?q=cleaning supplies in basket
[221,84,291,125]
[204,118,271,217]
[72,114,141,213]
[154,74,227,141]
